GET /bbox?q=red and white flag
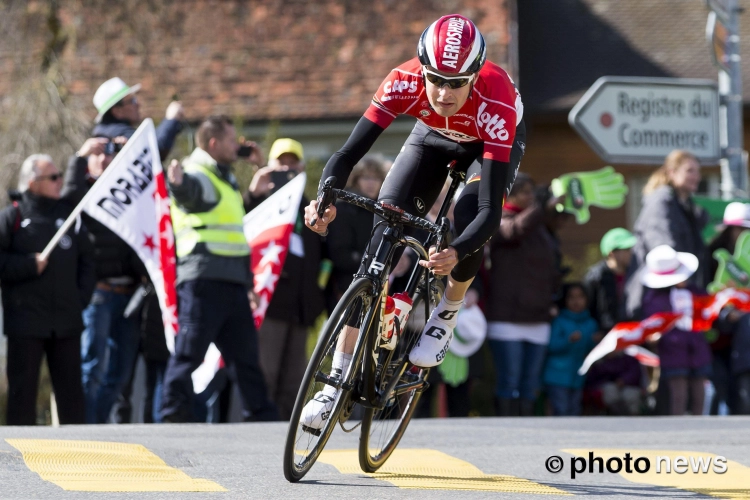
[80,119,178,351]
[244,173,307,328]
[623,345,660,367]
[578,312,681,375]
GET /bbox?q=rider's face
[424,67,474,118]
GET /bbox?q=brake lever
[311,176,337,226]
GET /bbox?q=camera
[104,141,124,156]
[237,144,255,158]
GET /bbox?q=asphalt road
[1,417,749,499]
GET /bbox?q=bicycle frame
[320,164,466,411]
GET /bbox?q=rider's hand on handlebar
[418,246,458,276]
[304,199,337,235]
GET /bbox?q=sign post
[569,77,721,165]
[706,0,745,199]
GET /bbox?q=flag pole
[39,119,154,260]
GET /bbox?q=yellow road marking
[319,448,569,494]
[6,439,226,492]
[564,449,750,499]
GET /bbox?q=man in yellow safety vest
[161,115,277,422]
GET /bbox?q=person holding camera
[91,77,184,161]
[62,136,149,423]
[244,138,326,420]
[161,115,277,423]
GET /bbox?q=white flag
[81,119,179,352]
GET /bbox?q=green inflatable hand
[437,350,469,388]
[551,166,628,224]
[708,230,750,293]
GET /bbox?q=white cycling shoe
[408,298,462,368]
[300,387,338,431]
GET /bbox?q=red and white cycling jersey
[364,57,523,162]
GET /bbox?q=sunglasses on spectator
[116,96,138,107]
[423,68,474,89]
[36,173,63,182]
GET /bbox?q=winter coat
[543,308,598,389]
[486,203,559,323]
[0,192,95,338]
[584,260,628,332]
[626,186,709,319]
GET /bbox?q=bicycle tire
[283,277,377,482]
[358,278,443,473]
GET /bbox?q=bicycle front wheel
[283,277,376,482]
[358,278,443,472]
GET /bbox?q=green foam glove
[437,350,469,388]
[708,230,750,293]
[551,166,628,224]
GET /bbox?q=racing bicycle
[283,165,465,482]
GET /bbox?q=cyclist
[302,14,526,426]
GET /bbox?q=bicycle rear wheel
[358,278,443,472]
[283,277,377,482]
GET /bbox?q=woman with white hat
[641,245,711,416]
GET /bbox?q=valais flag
[578,312,681,375]
[80,119,178,351]
[243,172,307,328]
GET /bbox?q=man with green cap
[583,228,637,332]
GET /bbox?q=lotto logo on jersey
[384,79,418,94]
[477,102,509,141]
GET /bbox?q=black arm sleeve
[319,116,386,191]
[450,157,510,260]
[450,118,526,260]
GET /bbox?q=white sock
[432,295,463,328]
[324,352,352,397]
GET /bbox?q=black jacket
[0,192,95,338]
[93,117,182,161]
[583,260,627,332]
[62,155,147,282]
[326,198,374,297]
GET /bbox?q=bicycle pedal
[301,424,322,437]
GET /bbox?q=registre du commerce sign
[569,77,720,165]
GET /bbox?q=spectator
[627,150,708,319]
[584,352,643,415]
[1,154,95,425]
[486,173,561,416]
[709,202,750,414]
[327,157,388,303]
[584,228,637,332]
[62,138,147,424]
[543,283,599,416]
[245,138,326,420]
[92,77,184,160]
[641,245,710,415]
[162,115,277,422]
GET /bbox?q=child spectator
[641,245,711,415]
[584,228,636,332]
[543,283,599,416]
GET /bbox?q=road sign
[707,11,731,72]
[569,77,721,165]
